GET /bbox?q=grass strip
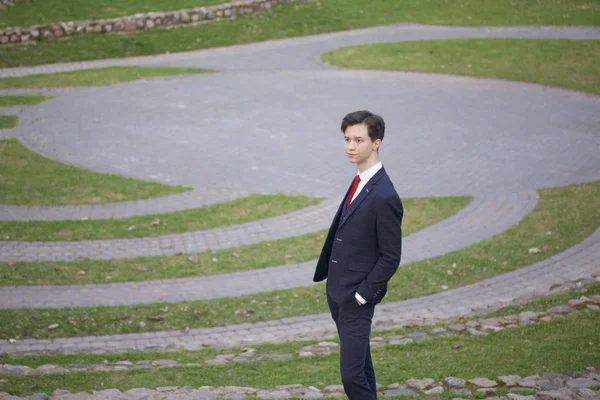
[0,180,598,339]
[0,194,322,242]
[0,116,17,129]
[0,138,190,206]
[0,95,54,106]
[1,196,470,285]
[322,39,600,95]
[1,310,598,395]
[1,0,598,68]
[4,282,598,369]
[0,66,214,89]
[0,0,224,29]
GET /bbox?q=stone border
[0,368,598,399]
[0,0,297,46]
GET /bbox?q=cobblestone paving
[2,25,599,198]
[2,227,598,355]
[0,191,536,308]
[0,24,599,356]
[0,198,339,262]
[0,189,251,221]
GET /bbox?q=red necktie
[346,175,361,209]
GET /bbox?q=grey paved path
[3,226,597,355]
[0,191,537,308]
[0,198,339,262]
[2,25,599,199]
[0,189,251,221]
[0,189,532,263]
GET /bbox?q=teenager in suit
[313,110,403,400]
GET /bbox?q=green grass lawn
[0,0,224,29]
[0,66,214,89]
[0,181,597,340]
[0,95,54,106]
[0,115,18,129]
[1,194,322,242]
[1,0,598,68]
[0,138,191,206]
[322,39,600,95]
[1,196,470,285]
[1,309,598,395]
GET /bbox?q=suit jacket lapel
[332,177,355,226]
[338,167,386,231]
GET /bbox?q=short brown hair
[341,110,385,142]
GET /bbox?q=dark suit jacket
[313,167,403,304]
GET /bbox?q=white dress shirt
[349,161,383,305]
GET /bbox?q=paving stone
[540,382,563,390]
[91,389,123,398]
[124,389,155,397]
[536,389,580,400]
[574,388,600,399]
[444,377,466,388]
[256,390,291,399]
[565,378,599,389]
[222,395,248,400]
[406,332,429,342]
[468,378,497,387]
[193,393,217,400]
[507,394,535,400]
[299,392,323,399]
[518,311,539,321]
[467,328,487,335]
[547,305,572,314]
[517,376,541,388]
[499,376,522,386]
[51,390,73,397]
[156,387,179,393]
[448,324,466,332]
[424,386,444,395]
[407,378,435,390]
[321,385,344,394]
[383,389,419,397]
[429,328,448,335]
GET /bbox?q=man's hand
[355,292,367,305]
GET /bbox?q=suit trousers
[327,294,377,400]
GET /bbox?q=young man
[313,110,403,400]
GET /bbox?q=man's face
[344,123,380,166]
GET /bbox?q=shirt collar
[357,161,382,185]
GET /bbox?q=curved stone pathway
[3,25,600,197]
[0,189,252,221]
[0,197,339,262]
[2,226,597,355]
[0,189,532,263]
[0,190,537,308]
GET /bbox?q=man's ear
[372,139,382,151]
